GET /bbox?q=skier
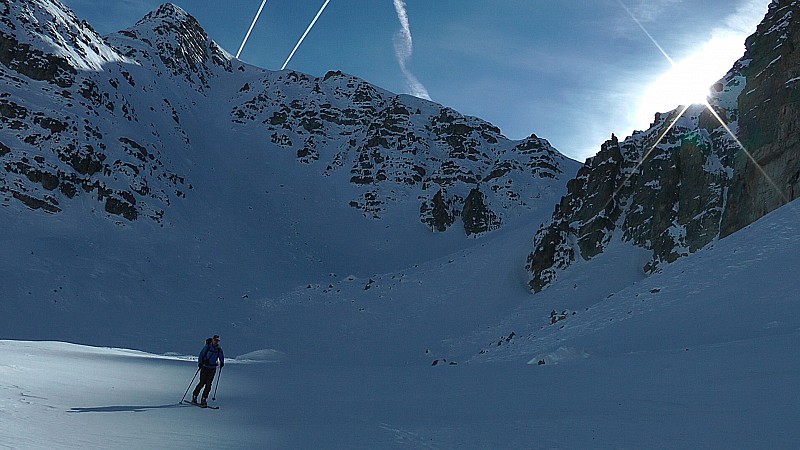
[191,334,224,407]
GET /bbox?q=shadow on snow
[68,403,188,413]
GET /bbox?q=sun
[635,34,747,128]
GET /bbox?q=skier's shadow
[69,403,187,413]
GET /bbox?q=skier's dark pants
[193,367,216,399]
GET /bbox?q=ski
[182,400,219,409]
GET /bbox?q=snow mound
[235,348,286,363]
[528,346,589,365]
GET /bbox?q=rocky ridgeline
[0,1,201,222]
[232,68,576,234]
[3,0,796,297]
[0,1,577,235]
[231,68,573,234]
[526,0,800,292]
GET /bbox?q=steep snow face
[463,197,800,365]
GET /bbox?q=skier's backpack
[200,338,213,365]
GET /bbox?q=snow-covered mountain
[3,1,800,446]
[0,1,576,232]
[526,0,800,292]
[0,0,577,356]
[2,0,796,357]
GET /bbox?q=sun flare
[636,34,747,128]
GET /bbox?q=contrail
[392,0,431,100]
[281,0,332,70]
[236,0,269,59]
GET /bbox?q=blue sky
[60,0,771,161]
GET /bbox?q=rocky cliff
[526,0,800,292]
[721,0,800,236]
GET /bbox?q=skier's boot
[191,395,198,404]
[200,398,208,408]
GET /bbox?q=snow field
[3,333,799,449]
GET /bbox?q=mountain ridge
[1,0,578,235]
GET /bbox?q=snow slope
[3,201,800,449]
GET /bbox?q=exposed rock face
[0,31,77,88]
[461,187,497,235]
[420,189,455,232]
[721,0,800,236]
[526,0,800,292]
[230,68,577,234]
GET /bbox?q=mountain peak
[137,3,194,28]
[128,2,208,48]
[115,2,232,87]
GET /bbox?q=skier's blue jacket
[198,343,224,369]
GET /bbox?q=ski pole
[212,367,222,401]
[181,367,201,403]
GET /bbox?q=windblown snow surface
[2,199,800,449]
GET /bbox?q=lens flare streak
[701,100,789,203]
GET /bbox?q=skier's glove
[220,363,224,368]
[198,362,203,368]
